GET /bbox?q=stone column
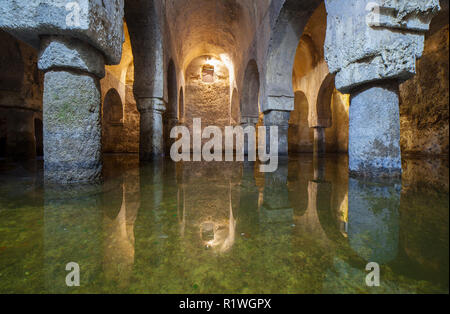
[137,97,165,160]
[263,110,290,156]
[38,36,105,183]
[313,127,325,156]
[349,82,401,177]
[6,108,36,160]
[1,0,125,182]
[241,116,258,155]
[324,0,440,177]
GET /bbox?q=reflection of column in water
[178,184,186,237]
[301,180,332,239]
[44,183,103,293]
[348,177,400,264]
[259,161,293,249]
[143,159,166,239]
[260,162,293,225]
[236,161,259,236]
[102,165,140,288]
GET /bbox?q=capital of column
[38,36,105,79]
[136,97,166,114]
[240,116,259,126]
[324,0,440,94]
[263,110,290,127]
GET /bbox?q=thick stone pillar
[1,0,125,182]
[263,110,290,156]
[349,83,401,177]
[6,108,36,160]
[324,0,440,177]
[137,97,165,160]
[39,36,105,183]
[313,127,325,156]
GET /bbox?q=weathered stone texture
[100,70,139,154]
[0,0,125,64]
[348,176,401,264]
[43,70,102,183]
[399,24,449,156]
[349,83,402,177]
[39,36,105,78]
[325,0,440,93]
[184,56,231,148]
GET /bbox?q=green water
[0,154,448,294]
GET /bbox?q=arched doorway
[102,88,124,153]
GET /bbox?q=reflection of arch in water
[241,60,260,120]
[101,158,140,288]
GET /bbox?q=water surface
[0,154,448,293]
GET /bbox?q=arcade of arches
[0,0,449,294]
[0,0,448,182]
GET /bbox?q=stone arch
[103,88,123,124]
[241,60,260,120]
[263,0,322,112]
[0,30,24,92]
[102,88,124,153]
[230,88,240,125]
[289,91,314,153]
[315,73,335,128]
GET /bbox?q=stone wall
[399,23,449,156]
[0,30,43,158]
[99,22,139,154]
[100,69,139,154]
[184,56,231,149]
